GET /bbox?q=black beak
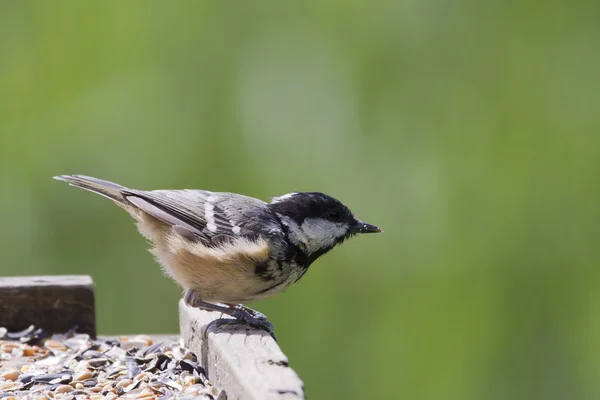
[350,219,383,234]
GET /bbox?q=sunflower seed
[0,326,224,398]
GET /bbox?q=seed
[10,348,24,357]
[184,385,200,395]
[75,383,84,389]
[135,393,156,400]
[0,343,20,352]
[87,357,109,368]
[33,373,72,384]
[135,372,148,382]
[73,371,93,381]
[82,350,105,359]
[45,340,67,352]
[23,347,36,356]
[90,395,104,400]
[133,335,153,346]
[0,381,20,390]
[117,379,133,387]
[83,378,97,387]
[183,375,196,386]
[55,385,73,393]
[1,368,20,381]
[102,383,115,392]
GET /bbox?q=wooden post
[179,300,305,400]
[0,275,95,337]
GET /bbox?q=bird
[53,175,382,335]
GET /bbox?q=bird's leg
[184,289,275,334]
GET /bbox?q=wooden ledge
[0,275,95,336]
[1,275,305,398]
[179,299,305,400]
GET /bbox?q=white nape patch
[271,193,297,204]
[207,195,216,202]
[232,226,241,234]
[206,223,217,232]
[300,218,348,253]
[205,203,214,211]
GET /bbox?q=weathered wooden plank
[179,300,305,400]
[0,275,95,337]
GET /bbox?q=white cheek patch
[277,214,348,255]
[301,218,348,253]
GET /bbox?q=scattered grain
[1,368,20,381]
[55,384,74,393]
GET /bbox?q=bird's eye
[327,210,341,222]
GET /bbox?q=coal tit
[54,175,382,334]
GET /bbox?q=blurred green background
[1,1,599,399]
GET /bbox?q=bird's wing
[123,189,269,246]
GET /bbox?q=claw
[230,307,275,333]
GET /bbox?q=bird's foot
[184,289,276,339]
[225,303,274,334]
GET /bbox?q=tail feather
[53,175,129,203]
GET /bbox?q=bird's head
[269,192,381,260]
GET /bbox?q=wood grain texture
[179,300,305,400]
[0,275,95,337]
